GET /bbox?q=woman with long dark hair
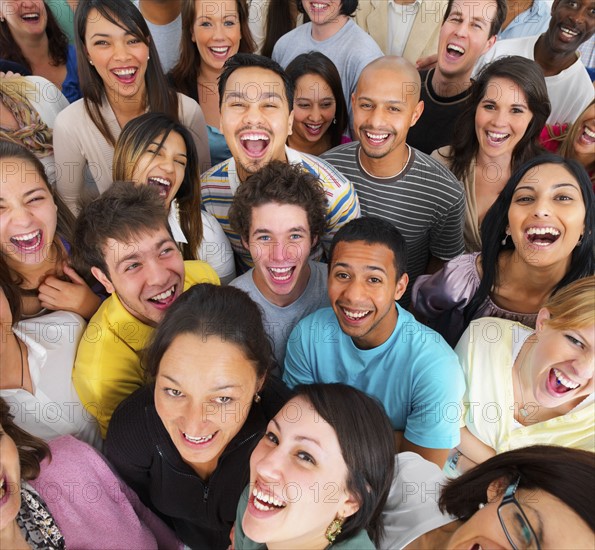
[413,154,594,347]
[53,0,210,214]
[433,56,550,252]
[0,0,80,101]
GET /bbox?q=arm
[453,427,496,474]
[283,321,318,389]
[179,94,211,173]
[199,211,236,285]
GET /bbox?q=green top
[234,486,376,550]
[46,0,76,43]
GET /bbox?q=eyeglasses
[497,476,542,550]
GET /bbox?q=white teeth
[584,127,595,139]
[311,2,328,9]
[305,124,323,130]
[241,134,270,141]
[553,368,580,390]
[561,26,579,37]
[149,177,170,187]
[343,309,370,320]
[149,286,175,302]
[210,47,229,53]
[113,68,136,76]
[526,227,560,236]
[487,131,509,141]
[184,432,214,444]
[269,267,293,281]
[22,13,40,19]
[366,132,389,140]
[447,44,465,54]
[252,487,286,508]
[11,230,40,242]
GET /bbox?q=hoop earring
[325,517,344,544]
[253,393,261,403]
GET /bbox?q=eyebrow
[295,95,335,101]
[482,98,527,107]
[332,262,388,275]
[90,30,136,39]
[358,96,407,105]
[272,418,322,448]
[159,375,241,393]
[252,226,308,235]
[115,238,173,267]
[513,183,581,193]
[0,187,47,202]
[148,141,188,157]
[224,91,283,102]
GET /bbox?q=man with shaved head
[322,56,465,306]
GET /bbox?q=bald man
[322,57,465,306]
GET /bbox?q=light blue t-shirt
[207,125,232,168]
[284,304,465,449]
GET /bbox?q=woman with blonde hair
[53,0,209,214]
[113,112,235,283]
[447,276,595,477]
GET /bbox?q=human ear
[340,489,361,519]
[394,273,409,301]
[535,308,551,331]
[409,100,424,128]
[91,266,114,294]
[486,477,508,503]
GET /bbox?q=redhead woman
[413,154,595,347]
[0,0,80,102]
[433,56,550,252]
[235,383,394,550]
[53,0,210,214]
[113,112,236,283]
[448,276,594,477]
[169,0,254,166]
[106,284,291,549]
[0,141,100,320]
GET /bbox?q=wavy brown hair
[0,398,50,481]
[169,0,255,100]
[0,0,68,71]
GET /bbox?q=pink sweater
[29,436,182,549]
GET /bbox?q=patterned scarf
[0,83,54,157]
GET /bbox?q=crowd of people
[1,0,594,548]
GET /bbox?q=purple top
[412,252,538,347]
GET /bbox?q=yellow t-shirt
[73,261,219,437]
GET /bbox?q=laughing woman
[234,383,394,550]
[168,0,254,166]
[413,154,595,347]
[446,276,595,477]
[113,112,235,283]
[53,0,210,215]
[106,284,291,549]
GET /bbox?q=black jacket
[106,377,291,550]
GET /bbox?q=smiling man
[322,55,465,306]
[201,53,359,272]
[72,183,219,437]
[407,0,506,154]
[476,0,595,124]
[283,217,465,468]
[228,161,330,368]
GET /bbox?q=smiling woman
[446,276,595,477]
[106,284,291,550]
[53,0,210,215]
[413,154,595,347]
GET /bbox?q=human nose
[341,277,365,303]
[7,204,33,228]
[159,154,175,174]
[145,259,170,286]
[113,39,131,61]
[243,103,263,126]
[254,445,283,483]
[530,196,553,218]
[308,104,323,122]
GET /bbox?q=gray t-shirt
[272,19,383,127]
[133,0,182,73]
[322,143,465,307]
[230,261,329,369]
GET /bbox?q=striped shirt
[322,143,465,305]
[200,146,361,272]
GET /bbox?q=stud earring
[332,118,337,124]
[0,16,4,22]
[253,393,261,403]
[325,517,344,544]
[89,59,94,65]
[478,503,485,510]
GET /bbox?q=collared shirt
[497,0,552,40]
[387,0,422,56]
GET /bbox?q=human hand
[416,53,438,71]
[38,264,100,319]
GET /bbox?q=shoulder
[229,270,255,291]
[201,159,231,182]
[55,98,86,124]
[183,260,220,285]
[108,386,154,443]
[298,151,352,185]
[411,149,461,183]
